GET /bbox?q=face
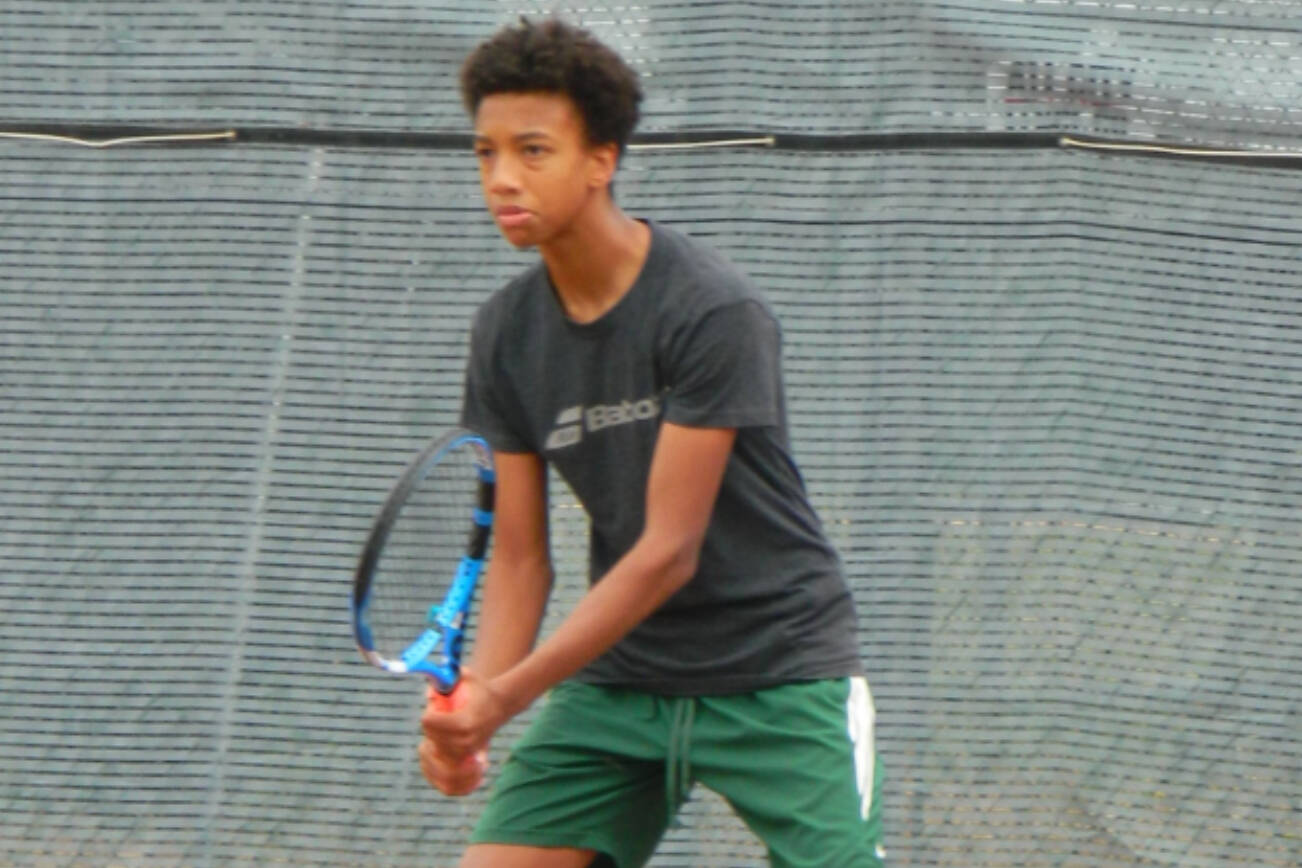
[472,91,618,248]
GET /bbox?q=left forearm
[488,534,697,717]
[483,423,736,724]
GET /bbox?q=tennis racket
[351,428,495,713]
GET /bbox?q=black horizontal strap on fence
[2,123,1302,169]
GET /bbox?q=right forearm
[466,555,553,679]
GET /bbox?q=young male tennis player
[418,17,886,868]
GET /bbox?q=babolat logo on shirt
[544,394,662,452]
[545,406,584,450]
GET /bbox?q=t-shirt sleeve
[662,299,783,429]
[459,304,534,454]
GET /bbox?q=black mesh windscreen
[2,3,1299,866]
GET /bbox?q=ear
[586,141,620,190]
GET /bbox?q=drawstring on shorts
[665,696,696,818]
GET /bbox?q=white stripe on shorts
[845,676,876,821]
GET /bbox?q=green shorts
[471,677,886,868]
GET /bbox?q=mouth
[494,206,532,229]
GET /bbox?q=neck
[539,197,651,324]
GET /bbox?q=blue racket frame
[351,429,495,693]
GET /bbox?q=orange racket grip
[430,680,465,713]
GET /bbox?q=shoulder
[648,223,778,335]
[653,223,761,306]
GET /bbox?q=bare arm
[466,450,553,679]
[490,423,736,715]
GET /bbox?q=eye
[522,143,548,158]
[473,145,494,160]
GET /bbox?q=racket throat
[394,626,464,691]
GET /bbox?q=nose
[485,154,522,196]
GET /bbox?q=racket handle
[430,680,464,713]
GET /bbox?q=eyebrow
[473,131,553,145]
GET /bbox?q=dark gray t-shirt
[461,221,861,694]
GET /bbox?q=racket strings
[366,445,484,662]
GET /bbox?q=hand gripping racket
[351,429,495,713]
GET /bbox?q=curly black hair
[460,17,643,156]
